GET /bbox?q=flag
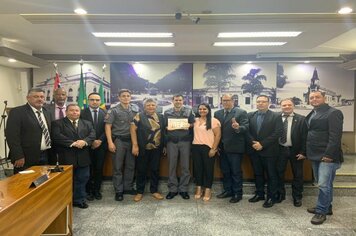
[78,66,87,110]
[54,71,61,90]
[98,79,106,110]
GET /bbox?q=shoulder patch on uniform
[105,113,110,120]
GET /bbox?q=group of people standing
[6,87,343,226]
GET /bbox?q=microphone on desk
[51,154,63,173]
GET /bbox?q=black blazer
[51,117,96,167]
[306,104,343,162]
[279,112,307,156]
[6,104,52,167]
[247,110,283,157]
[80,107,107,141]
[44,103,56,122]
[214,107,249,153]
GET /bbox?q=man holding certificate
[164,94,195,200]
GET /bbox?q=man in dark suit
[52,104,96,209]
[46,87,67,121]
[80,92,107,201]
[214,94,249,203]
[6,88,52,174]
[247,95,282,208]
[45,87,67,165]
[276,98,307,207]
[306,91,343,225]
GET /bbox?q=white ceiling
[0,0,355,65]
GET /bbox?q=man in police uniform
[164,94,195,200]
[105,89,139,201]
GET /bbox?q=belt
[114,135,131,142]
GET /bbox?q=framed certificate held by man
[167,118,189,130]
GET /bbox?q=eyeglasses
[89,99,100,102]
[222,100,232,102]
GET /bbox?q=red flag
[54,71,61,90]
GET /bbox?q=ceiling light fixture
[8,58,17,63]
[104,42,175,47]
[213,42,286,46]
[218,32,302,38]
[338,7,353,14]
[93,32,173,38]
[74,8,87,15]
[304,61,310,63]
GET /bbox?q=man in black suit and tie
[80,92,107,201]
[6,88,52,174]
[45,88,67,165]
[247,95,282,208]
[276,98,307,207]
[52,104,96,209]
[214,94,249,203]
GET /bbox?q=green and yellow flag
[98,79,106,110]
[78,66,87,109]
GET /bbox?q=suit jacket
[214,107,249,153]
[44,103,66,122]
[247,110,283,157]
[306,103,343,162]
[5,103,52,167]
[51,117,96,167]
[280,112,307,156]
[80,107,107,141]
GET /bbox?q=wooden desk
[0,165,73,236]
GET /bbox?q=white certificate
[167,118,189,130]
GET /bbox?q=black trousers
[276,146,304,200]
[192,144,215,188]
[250,153,278,200]
[136,148,161,194]
[86,144,106,193]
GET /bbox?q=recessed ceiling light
[304,61,310,64]
[218,32,302,38]
[74,8,87,15]
[8,58,17,63]
[247,61,252,64]
[104,42,175,47]
[93,32,173,38]
[213,42,286,46]
[338,7,353,14]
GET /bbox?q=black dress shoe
[229,195,242,203]
[94,192,102,200]
[123,189,137,195]
[73,202,89,209]
[275,194,285,203]
[166,192,178,200]
[262,198,274,208]
[293,199,302,207]
[86,193,95,201]
[179,192,190,200]
[115,193,124,201]
[216,191,233,199]
[248,194,265,203]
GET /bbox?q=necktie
[72,120,78,131]
[280,115,289,144]
[93,109,98,127]
[223,110,229,121]
[256,113,265,133]
[58,107,64,119]
[36,111,51,147]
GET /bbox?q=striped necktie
[36,111,51,147]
